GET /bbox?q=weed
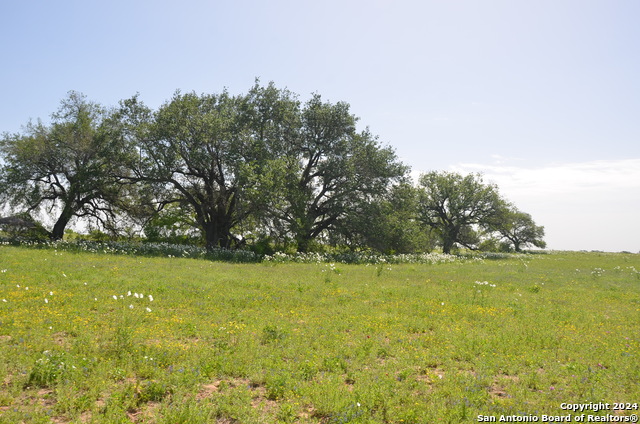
[1,246,639,422]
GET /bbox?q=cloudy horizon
[445,157,640,253]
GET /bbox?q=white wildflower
[148,295,153,302]
[112,295,118,300]
[44,298,48,304]
[146,307,152,313]
[129,304,134,309]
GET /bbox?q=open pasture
[0,247,639,423]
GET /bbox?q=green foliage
[0,213,49,241]
[491,205,546,252]
[335,182,435,254]
[417,171,505,254]
[265,94,408,252]
[26,350,69,388]
[1,85,545,257]
[0,92,131,240]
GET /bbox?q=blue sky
[1,0,639,252]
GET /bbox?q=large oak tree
[0,92,128,240]
[417,171,503,254]
[117,83,299,250]
[270,94,408,252]
[492,205,546,252]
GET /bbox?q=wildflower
[146,307,152,313]
[129,304,134,309]
[16,284,19,288]
[127,291,132,297]
[25,287,29,290]
[1,269,6,273]
[49,291,53,296]
[44,298,48,304]
[441,302,445,306]
[148,295,153,302]
[84,282,88,285]
[94,298,97,301]
[2,299,6,303]
[112,295,118,300]
[62,273,67,278]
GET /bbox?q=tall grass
[0,246,638,423]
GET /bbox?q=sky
[1,0,639,252]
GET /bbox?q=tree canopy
[266,94,408,251]
[492,205,546,252]
[0,92,129,240]
[0,84,546,254]
[417,171,504,254]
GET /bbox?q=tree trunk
[296,235,312,253]
[441,225,458,254]
[442,238,455,255]
[202,219,235,251]
[203,222,219,251]
[50,203,75,240]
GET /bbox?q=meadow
[0,246,638,423]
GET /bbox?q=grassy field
[0,246,638,423]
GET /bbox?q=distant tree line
[0,83,545,254]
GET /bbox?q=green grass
[0,246,639,423]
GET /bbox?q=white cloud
[445,158,640,252]
[451,158,640,197]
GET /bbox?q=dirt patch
[78,410,92,423]
[37,388,56,407]
[489,374,519,399]
[197,378,278,414]
[52,332,71,347]
[197,382,222,400]
[489,384,509,398]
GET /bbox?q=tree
[0,92,128,240]
[417,171,503,254]
[492,206,546,252]
[334,182,434,253]
[270,94,408,252]
[117,82,299,250]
